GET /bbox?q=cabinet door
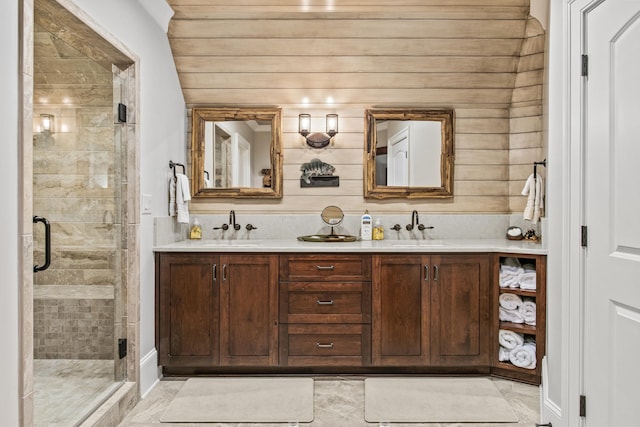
[430,254,490,366]
[157,253,219,367]
[220,254,279,366]
[372,255,430,365]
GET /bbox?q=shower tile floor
[119,376,540,427]
[34,359,122,427]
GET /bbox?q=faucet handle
[246,224,258,231]
[214,224,229,231]
[417,224,434,231]
[391,224,402,231]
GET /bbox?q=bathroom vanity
[154,240,546,384]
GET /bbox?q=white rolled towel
[519,300,537,326]
[498,329,524,350]
[499,293,523,310]
[509,343,537,369]
[499,307,524,324]
[499,346,511,362]
[519,272,537,290]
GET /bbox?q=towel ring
[533,159,546,182]
[169,160,186,182]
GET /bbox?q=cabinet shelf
[499,321,537,335]
[492,253,546,385]
[498,288,537,298]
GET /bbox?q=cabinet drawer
[280,255,371,282]
[279,282,371,324]
[279,324,371,366]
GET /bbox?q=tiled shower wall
[33,105,119,360]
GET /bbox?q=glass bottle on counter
[372,218,384,240]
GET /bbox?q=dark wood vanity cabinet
[372,254,490,368]
[157,253,219,368]
[156,250,540,381]
[156,253,278,369]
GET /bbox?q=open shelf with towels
[491,253,546,385]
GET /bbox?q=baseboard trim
[140,348,160,399]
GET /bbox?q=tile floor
[34,359,123,427]
[119,376,540,427]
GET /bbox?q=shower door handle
[33,216,51,272]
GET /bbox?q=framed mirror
[191,107,283,198]
[364,108,454,199]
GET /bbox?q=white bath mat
[160,377,314,423]
[364,377,518,423]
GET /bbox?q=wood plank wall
[167,0,545,215]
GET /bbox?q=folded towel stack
[499,294,536,326]
[498,330,537,370]
[499,259,537,290]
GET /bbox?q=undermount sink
[391,240,444,247]
[297,234,358,242]
[203,240,261,247]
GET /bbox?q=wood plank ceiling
[166,0,531,108]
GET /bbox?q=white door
[387,128,409,186]
[584,1,640,425]
[231,133,251,187]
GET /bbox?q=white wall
[68,0,185,396]
[0,0,21,423]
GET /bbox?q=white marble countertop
[153,238,546,255]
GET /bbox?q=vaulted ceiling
[166,0,534,108]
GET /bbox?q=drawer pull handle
[316,343,334,349]
[316,300,334,305]
[316,265,335,270]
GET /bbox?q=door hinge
[117,103,127,123]
[118,338,127,359]
[581,226,588,247]
[581,54,589,77]
[580,394,587,417]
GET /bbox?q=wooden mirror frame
[191,107,283,199]
[364,108,455,199]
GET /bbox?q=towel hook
[169,160,185,182]
[204,170,210,180]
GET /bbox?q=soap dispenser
[189,217,202,240]
[372,218,384,240]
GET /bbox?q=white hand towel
[519,300,537,326]
[176,173,191,224]
[204,178,213,188]
[521,173,544,223]
[498,329,524,350]
[499,307,525,324]
[168,177,177,217]
[509,343,537,369]
[499,293,523,310]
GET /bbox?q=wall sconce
[299,113,338,148]
[40,114,54,134]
